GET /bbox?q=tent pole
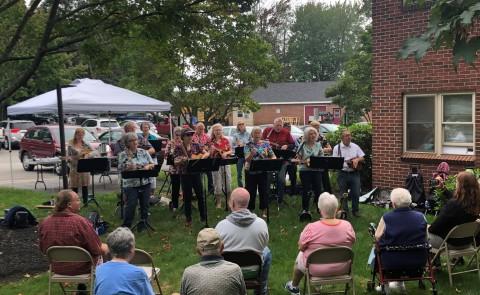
[169,112,173,139]
[57,84,68,189]
[7,117,13,187]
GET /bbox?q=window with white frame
[404,93,474,155]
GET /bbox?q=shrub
[326,123,372,192]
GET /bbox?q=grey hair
[390,188,412,208]
[123,132,138,146]
[303,127,319,141]
[317,192,338,219]
[173,126,182,135]
[251,126,262,136]
[106,227,135,259]
[273,117,283,124]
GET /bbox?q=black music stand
[219,157,238,211]
[78,158,110,208]
[234,146,245,158]
[309,156,344,170]
[121,166,160,236]
[250,159,283,223]
[272,149,296,160]
[187,158,220,228]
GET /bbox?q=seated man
[285,193,356,295]
[373,188,427,291]
[39,190,108,293]
[95,227,154,295]
[180,228,246,295]
[215,187,271,295]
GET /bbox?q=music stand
[121,166,160,236]
[187,158,220,228]
[234,146,245,158]
[219,157,239,211]
[77,158,110,208]
[309,156,344,170]
[250,159,283,223]
[272,149,296,160]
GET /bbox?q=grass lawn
[1,174,479,294]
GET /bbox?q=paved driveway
[0,149,120,193]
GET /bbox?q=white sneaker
[284,281,300,295]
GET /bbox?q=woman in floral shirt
[244,126,276,218]
[209,123,232,208]
[173,128,209,226]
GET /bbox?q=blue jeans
[123,184,151,227]
[337,170,361,212]
[236,157,245,187]
[256,247,272,295]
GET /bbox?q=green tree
[399,0,480,65]
[326,27,372,124]
[286,2,362,81]
[0,0,257,104]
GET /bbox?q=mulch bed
[0,225,48,282]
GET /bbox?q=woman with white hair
[209,123,232,208]
[373,188,427,272]
[295,127,324,215]
[95,227,154,295]
[285,193,356,295]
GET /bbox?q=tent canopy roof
[7,78,171,115]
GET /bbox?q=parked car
[81,118,120,137]
[120,120,157,134]
[19,126,105,171]
[258,124,304,142]
[300,123,339,137]
[116,112,152,122]
[10,114,55,125]
[0,120,36,149]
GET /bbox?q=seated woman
[374,188,428,270]
[95,227,154,295]
[284,192,356,295]
[428,171,480,249]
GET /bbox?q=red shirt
[262,127,294,149]
[39,212,102,275]
[211,137,231,158]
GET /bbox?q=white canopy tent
[6,78,172,188]
[7,78,171,115]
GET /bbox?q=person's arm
[428,200,455,235]
[143,151,155,170]
[374,217,385,241]
[81,218,103,259]
[118,152,127,171]
[298,224,312,251]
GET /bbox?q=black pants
[246,171,269,210]
[72,186,89,204]
[171,174,181,209]
[299,170,323,212]
[181,173,205,222]
[123,184,150,227]
[206,171,214,193]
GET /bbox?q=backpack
[86,211,108,235]
[2,206,37,229]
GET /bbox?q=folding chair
[304,246,355,295]
[46,246,95,295]
[431,221,480,286]
[130,248,163,295]
[222,251,263,293]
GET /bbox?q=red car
[19,125,101,171]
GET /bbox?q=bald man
[215,188,271,295]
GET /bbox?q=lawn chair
[130,248,163,295]
[222,251,263,293]
[46,246,95,295]
[304,246,355,295]
[430,221,480,286]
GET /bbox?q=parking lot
[0,149,120,194]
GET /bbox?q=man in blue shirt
[95,227,154,295]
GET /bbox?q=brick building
[247,82,342,125]
[372,0,480,189]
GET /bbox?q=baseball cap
[181,128,195,138]
[197,228,222,253]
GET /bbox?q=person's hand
[127,163,136,170]
[251,148,257,156]
[352,158,360,169]
[281,145,288,150]
[323,146,332,154]
[201,152,210,159]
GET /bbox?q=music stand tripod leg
[84,173,102,209]
[224,166,229,212]
[203,173,209,228]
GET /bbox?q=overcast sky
[260,0,359,7]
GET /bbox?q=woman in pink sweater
[285,192,356,295]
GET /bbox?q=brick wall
[372,0,480,189]
[253,104,341,125]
